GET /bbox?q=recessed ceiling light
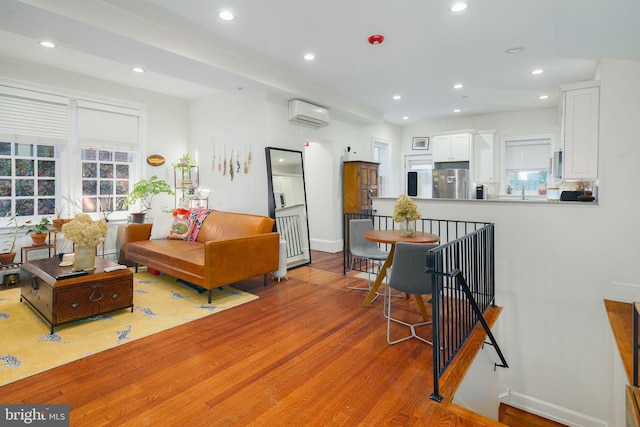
[218,10,235,21]
[453,109,461,113]
[393,95,401,100]
[131,67,144,73]
[39,41,56,48]
[531,69,544,75]
[450,2,468,12]
[505,46,524,54]
[304,53,316,61]
[402,116,409,120]
[453,83,463,89]
[539,95,549,100]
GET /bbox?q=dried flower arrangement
[393,194,421,223]
[61,214,108,247]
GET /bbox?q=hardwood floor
[1,251,507,426]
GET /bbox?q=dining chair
[385,242,438,345]
[346,219,388,292]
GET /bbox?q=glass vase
[400,218,415,237]
[74,245,96,271]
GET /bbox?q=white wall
[374,59,640,427]
[400,108,561,154]
[188,94,401,253]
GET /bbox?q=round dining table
[361,229,439,316]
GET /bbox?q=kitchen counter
[374,196,598,206]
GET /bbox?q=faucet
[521,185,525,200]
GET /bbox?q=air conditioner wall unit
[288,99,329,127]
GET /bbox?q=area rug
[0,271,258,387]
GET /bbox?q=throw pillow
[167,217,195,240]
[149,212,175,240]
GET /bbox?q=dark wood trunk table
[20,257,134,333]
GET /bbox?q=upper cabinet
[433,133,471,162]
[474,131,498,183]
[562,82,600,180]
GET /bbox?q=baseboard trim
[310,238,342,253]
[498,390,607,427]
[606,281,640,303]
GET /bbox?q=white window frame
[0,78,146,225]
[500,134,554,195]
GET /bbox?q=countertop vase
[74,245,96,271]
[399,218,415,237]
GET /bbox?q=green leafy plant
[126,175,174,213]
[20,217,53,235]
[172,153,197,172]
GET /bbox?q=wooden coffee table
[20,257,134,333]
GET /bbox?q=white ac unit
[288,99,329,127]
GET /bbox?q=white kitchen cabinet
[474,132,498,183]
[562,83,599,179]
[433,133,471,162]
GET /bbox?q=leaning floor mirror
[265,147,311,269]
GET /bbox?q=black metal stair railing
[426,225,508,402]
[342,213,506,403]
[634,302,640,387]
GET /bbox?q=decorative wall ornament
[146,154,165,166]
[210,142,252,181]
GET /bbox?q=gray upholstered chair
[346,219,388,292]
[385,242,438,345]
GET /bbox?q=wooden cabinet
[343,161,379,212]
[433,133,471,162]
[562,83,599,179]
[474,131,498,183]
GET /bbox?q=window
[0,142,58,217]
[0,80,144,224]
[372,138,390,196]
[81,149,133,215]
[503,137,552,195]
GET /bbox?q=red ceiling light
[368,34,384,45]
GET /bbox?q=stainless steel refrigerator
[432,169,469,199]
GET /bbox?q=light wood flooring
[0,251,560,426]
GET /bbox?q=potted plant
[0,212,19,265]
[126,175,174,223]
[20,217,53,246]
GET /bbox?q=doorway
[304,139,336,252]
[404,153,434,198]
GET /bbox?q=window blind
[0,88,68,145]
[505,139,551,171]
[77,102,140,149]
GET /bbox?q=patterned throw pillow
[167,217,195,240]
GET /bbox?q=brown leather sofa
[124,210,279,303]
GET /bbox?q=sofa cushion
[150,212,175,240]
[127,239,205,277]
[168,217,196,240]
[196,210,275,242]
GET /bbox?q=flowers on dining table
[61,214,108,247]
[392,194,421,223]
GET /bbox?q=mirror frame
[265,147,311,268]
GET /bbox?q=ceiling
[0,0,639,125]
